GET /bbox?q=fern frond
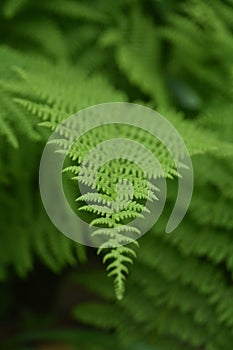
[100,246,136,300]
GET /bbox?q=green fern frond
[100,246,136,300]
[0,0,233,348]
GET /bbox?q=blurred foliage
[0,0,233,349]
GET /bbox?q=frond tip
[100,245,136,301]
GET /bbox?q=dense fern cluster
[0,0,233,349]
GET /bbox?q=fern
[0,0,233,349]
[1,43,232,300]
